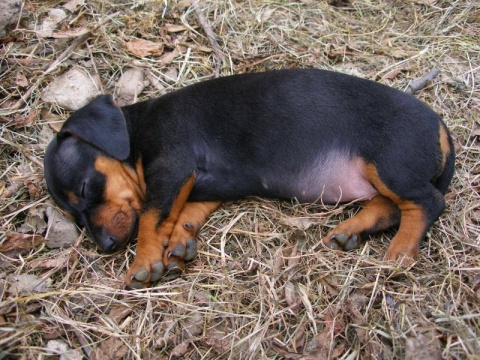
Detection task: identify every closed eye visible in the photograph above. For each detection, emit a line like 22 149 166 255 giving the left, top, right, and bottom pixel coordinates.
80 181 87 198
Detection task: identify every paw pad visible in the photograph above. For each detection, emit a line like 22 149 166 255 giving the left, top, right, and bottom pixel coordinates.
325 233 360 251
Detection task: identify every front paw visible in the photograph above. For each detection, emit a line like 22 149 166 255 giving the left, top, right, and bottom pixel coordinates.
125 257 165 289
323 231 361 251
163 222 199 280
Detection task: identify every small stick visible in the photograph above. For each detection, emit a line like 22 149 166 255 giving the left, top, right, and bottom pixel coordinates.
86 41 104 93
405 68 440 94
192 1 224 78
0 135 44 168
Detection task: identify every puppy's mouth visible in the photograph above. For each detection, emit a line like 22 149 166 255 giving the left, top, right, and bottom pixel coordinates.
89 211 139 254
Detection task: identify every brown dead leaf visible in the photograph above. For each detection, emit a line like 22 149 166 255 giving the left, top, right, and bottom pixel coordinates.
115 67 146 105
36 8 67 37
164 24 190 33
92 337 129 360
45 206 80 249
272 343 303 360
13 109 38 128
50 27 90 39
108 304 133 325
0 232 45 254
285 282 301 309
382 68 403 80
405 332 442 360
46 340 82 360
63 0 85 12
303 305 346 358
409 0 436 5
200 330 232 355
281 217 316 230
183 311 204 337
124 38 164 57
324 307 345 337
157 48 181 67
171 339 193 358
42 109 64 133
19 206 47 234
29 250 74 269
7 273 52 295
15 73 28 87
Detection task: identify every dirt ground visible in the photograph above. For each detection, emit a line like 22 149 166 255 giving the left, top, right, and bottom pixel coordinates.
0 0 479 359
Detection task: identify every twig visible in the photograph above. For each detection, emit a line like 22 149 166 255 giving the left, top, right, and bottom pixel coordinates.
192 1 224 78
405 69 440 94
0 135 44 168
3 12 120 112
86 41 104 93
235 54 286 73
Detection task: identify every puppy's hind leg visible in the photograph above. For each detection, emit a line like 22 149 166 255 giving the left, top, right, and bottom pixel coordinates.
323 195 401 251
365 164 446 264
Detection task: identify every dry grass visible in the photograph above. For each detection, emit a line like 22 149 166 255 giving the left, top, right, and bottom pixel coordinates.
1 0 479 358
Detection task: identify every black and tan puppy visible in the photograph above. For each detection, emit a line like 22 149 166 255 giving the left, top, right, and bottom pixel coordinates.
44 69 455 288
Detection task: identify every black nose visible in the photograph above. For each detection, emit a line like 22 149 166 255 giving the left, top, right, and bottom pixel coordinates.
100 235 118 253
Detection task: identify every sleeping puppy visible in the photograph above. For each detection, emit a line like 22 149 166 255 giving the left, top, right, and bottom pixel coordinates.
43 69 455 288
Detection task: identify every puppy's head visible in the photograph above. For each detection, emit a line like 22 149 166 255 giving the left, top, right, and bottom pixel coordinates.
44 95 145 253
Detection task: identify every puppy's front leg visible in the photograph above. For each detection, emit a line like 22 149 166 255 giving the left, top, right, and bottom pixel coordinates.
125 174 196 289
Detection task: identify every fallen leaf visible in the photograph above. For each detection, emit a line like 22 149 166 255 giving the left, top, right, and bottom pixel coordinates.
164 24 190 32
15 73 28 87
171 339 191 358
285 281 301 309
115 67 146 105
162 66 178 84
0 232 45 254
124 38 164 57
46 340 82 360
45 206 79 249
29 250 73 269
157 48 181 67
324 307 345 337
382 68 403 80
92 337 129 360
108 304 133 325
409 0 436 5
405 332 442 360
41 110 64 133
281 217 316 230
182 311 203 337
200 331 232 356
63 0 85 12
303 304 346 358
41 67 101 110
13 109 38 128
146 70 165 92
49 27 90 39
256 8 275 23
154 316 177 348
7 274 52 296
36 8 67 37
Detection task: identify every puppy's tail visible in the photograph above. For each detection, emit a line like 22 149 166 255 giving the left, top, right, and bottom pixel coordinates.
433 121 455 195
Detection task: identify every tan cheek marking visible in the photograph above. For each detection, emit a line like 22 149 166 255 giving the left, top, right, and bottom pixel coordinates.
67 191 78 205
93 156 145 240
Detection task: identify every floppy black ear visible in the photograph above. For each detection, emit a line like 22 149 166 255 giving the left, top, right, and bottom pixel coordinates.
59 95 130 160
